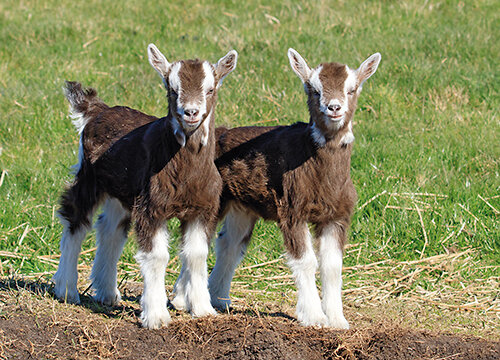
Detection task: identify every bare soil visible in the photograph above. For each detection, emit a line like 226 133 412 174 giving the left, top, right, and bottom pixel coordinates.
0 279 498 360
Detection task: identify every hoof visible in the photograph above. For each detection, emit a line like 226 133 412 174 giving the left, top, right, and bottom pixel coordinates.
170 294 187 311
140 308 171 329
54 286 81 304
93 288 121 306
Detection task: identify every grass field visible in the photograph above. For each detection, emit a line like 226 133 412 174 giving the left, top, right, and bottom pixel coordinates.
0 0 498 338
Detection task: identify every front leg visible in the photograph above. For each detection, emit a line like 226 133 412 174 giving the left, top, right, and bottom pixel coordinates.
135 224 171 329
317 223 349 329
178 219 216 317
282 222 328 327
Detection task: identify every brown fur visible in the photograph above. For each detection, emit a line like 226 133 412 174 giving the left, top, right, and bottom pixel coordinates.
215 122 357 258
60 63 222 253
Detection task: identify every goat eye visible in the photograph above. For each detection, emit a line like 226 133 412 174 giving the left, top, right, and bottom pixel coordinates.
347 89 356 95
207 88 214 95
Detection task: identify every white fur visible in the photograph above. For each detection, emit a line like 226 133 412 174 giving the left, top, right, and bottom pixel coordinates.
310 123 326 147
135 226 171 329
91 198 129 306
340 121 355 146
357 53 382 87
53 217 91 304
316 67 355 131
215 50 238 88
176 220 216 317
345 66 357 96
208 205 256 310
308 66 323 94
171 117 186 147
171 261 188 310
172 61 207 130
287 48 312 83
200 109 212 146
68 108 88 135
169 62 182 95
318 224 349 329
287 224 328 327
202 61 216 93
148 43 171 78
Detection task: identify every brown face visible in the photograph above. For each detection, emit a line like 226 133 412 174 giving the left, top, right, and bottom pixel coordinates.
148 44 238 142
307 62 358 131
288 48 381 144
165 60 217 134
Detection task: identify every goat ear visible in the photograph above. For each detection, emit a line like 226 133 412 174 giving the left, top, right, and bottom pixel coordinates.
214 50 238 87
288 48 311 83
356 53 381 86
148 43 171 78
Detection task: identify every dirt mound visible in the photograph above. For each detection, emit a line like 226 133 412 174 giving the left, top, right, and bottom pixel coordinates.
0 279 498 359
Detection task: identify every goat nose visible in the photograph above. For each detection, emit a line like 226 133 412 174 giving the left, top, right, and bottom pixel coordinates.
328 104 341 112
185 109 199 117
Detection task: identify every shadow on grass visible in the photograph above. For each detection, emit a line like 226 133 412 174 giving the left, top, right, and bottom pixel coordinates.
0 277 141 321
0 277 296 323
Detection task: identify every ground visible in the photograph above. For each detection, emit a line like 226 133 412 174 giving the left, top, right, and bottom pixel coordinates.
0 279 498 360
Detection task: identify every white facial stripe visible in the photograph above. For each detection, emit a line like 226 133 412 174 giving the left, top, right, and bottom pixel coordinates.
202 62 215 93
309 65 323 94
318 66 356 130
344 66 357 95
169 62 182 93
189 61 213 121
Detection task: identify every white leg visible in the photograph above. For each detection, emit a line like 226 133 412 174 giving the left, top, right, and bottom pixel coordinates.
287 224 328 327
319 224 349 329
135 226 171 329
208 207 255 310
178 219 216 317
91 198 130 306
171 263 188 311
53 217 90 304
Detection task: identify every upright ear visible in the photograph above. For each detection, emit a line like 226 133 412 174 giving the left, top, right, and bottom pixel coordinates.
214 50 238 87
357 53 381 86
148 43 171 78
287 48 311 83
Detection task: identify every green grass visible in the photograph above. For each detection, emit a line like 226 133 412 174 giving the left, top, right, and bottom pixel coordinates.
0 0 498 317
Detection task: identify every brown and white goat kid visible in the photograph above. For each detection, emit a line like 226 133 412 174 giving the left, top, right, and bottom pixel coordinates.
52 44 238 329
207 49 381 328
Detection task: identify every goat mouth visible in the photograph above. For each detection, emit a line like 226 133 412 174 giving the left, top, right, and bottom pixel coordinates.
183 118 200 126
327 114 344 121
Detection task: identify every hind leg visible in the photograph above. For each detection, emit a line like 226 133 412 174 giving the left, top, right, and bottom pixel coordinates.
53 220 91 304
317 223 349 329
53 187 97 304
171 261 188 311
208 206 256 311
283 222 328 327
91 198 130 306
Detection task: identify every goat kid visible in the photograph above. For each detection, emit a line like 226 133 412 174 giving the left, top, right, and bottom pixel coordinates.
207 49 381 329
52 44 238 329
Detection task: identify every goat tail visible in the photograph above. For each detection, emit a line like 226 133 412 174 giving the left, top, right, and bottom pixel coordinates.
59 157 101 232
63 81 101 134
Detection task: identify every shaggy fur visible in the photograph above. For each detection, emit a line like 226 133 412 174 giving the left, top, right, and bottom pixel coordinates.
208 49 381 329
52 44 238 329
